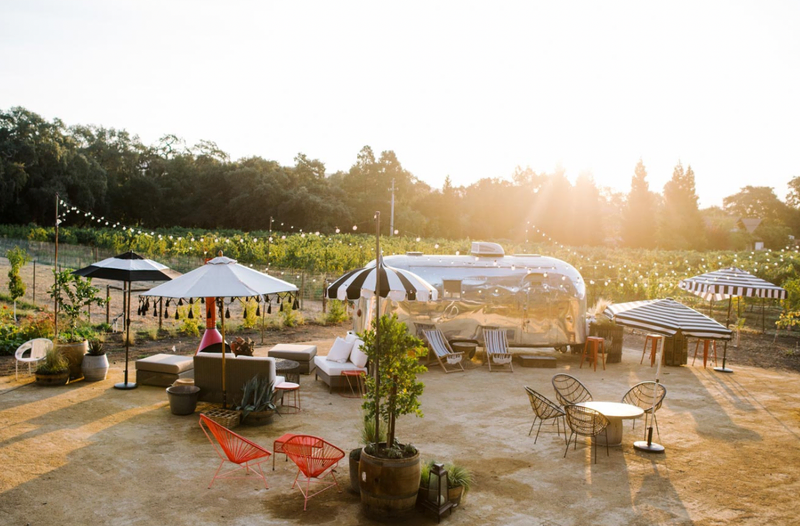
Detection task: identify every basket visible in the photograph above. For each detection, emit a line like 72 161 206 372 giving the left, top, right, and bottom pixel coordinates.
202 408 241 429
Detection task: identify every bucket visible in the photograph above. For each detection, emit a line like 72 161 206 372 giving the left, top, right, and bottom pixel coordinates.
166 385 201 415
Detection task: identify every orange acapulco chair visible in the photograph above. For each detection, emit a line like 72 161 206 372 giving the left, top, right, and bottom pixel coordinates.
283 434 345 510
199 414 272 489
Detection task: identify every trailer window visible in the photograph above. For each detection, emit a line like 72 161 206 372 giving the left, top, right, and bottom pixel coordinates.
443 280 462 299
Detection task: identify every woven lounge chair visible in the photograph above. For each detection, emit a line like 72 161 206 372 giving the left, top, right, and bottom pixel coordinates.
422 329 465 373
552 373 593 407
199 414 271 489
622 381 667 440
524 386 567 444
564 404 610 463
483 329 513 372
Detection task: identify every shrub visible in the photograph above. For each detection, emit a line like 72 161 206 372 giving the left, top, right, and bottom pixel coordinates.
177 304 202 337
281 307 304 328
325 299 349 324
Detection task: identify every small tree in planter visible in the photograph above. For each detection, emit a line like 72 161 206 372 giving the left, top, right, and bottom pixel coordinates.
48 270 107 378
358 314 427 519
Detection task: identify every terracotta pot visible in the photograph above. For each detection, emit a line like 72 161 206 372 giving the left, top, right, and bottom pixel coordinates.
56 341 88 379
166 385 201 415
35 371 69 386
448 485 465 507
82 354 109 382
359 446 420 520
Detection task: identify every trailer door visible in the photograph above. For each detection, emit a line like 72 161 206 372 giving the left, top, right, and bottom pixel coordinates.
522 274 555 343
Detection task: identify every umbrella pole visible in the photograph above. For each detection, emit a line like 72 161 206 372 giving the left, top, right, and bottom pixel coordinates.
115 280 137 389
635 335 665 453
374 211 381 449
715 297 735 373
221 298 227 409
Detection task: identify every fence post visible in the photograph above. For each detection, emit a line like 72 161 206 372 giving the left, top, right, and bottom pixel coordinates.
300 273 305 310
32 260 36 304
106 285 111 325
322 278 327 314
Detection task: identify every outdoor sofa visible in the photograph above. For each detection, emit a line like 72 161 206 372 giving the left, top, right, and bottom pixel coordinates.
194 352 284 404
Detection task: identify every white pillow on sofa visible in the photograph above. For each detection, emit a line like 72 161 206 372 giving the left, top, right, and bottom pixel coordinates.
327 337 354 363
349 339 368 368
345 332 358 343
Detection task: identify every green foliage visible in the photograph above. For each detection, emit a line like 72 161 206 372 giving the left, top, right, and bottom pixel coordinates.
240 298 259 329
177 304 202 337
325 299 349 324
281 306 303 328
233 376 276 421
87 338 105 356
360 314 427 454
420 459 474 492
6 246 29 305
360 413 387 446
36 346 68 374
48 270 107 342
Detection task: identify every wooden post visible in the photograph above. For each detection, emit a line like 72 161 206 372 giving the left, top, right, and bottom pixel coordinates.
300 273 305 310
106 285 111 325
32 260 36 304
158 297 163 331
54 194 59 338
322 279 328 314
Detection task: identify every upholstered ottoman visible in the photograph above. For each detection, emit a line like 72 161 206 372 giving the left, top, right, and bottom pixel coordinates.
135 354 194 387
267 344 317 374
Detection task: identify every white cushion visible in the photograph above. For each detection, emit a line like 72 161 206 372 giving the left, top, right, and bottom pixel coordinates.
275 375 285 385
345 332 358 343
327 337 354 363
314 355 367 376
349 339 368 368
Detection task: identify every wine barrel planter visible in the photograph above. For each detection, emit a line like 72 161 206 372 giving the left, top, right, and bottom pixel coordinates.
359 447 420 520
349 449 362 494
82 354 109 382
56 341 89 379
35 371 70 386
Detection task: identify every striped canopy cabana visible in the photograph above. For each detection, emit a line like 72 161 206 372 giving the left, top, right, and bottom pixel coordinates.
604 298 732 340
679 267 786 300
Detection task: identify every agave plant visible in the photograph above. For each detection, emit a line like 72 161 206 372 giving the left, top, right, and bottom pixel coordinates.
234 375 276 421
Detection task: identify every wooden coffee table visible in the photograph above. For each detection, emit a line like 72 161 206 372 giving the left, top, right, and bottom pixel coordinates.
576 401 644 446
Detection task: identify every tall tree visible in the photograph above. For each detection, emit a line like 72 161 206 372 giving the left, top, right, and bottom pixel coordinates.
621 159 657 248
571 171 603 246
661 162 706 249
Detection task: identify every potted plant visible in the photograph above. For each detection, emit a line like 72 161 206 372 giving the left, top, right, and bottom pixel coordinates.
233 375 276 426
82 338 109 382
358 314 427 520
49 270 108 378
35 345 70 386
419 460 473 507
349 415 387 494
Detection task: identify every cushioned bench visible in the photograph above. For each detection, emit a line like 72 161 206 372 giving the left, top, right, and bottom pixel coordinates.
194 353 284 404
135 354 194 387
267 344 317 374
314 335 368 393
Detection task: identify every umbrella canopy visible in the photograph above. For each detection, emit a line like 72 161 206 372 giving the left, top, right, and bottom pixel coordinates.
141 256 298 299
326 262 438 302
73 251 179 390
679 267 786 300
73 251 180 282
604 298 732 340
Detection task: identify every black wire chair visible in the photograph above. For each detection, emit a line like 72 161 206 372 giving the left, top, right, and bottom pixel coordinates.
622 381 667 440
524 387 567 444
552 374 593 407
564 404 610 463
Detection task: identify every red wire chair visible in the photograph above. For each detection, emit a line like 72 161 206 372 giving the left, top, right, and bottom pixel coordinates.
283 434 345 510
199 414 272 489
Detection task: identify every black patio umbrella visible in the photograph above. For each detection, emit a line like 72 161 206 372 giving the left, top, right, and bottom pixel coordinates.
679 267 786 372
604 298 732 452
74 252 180 390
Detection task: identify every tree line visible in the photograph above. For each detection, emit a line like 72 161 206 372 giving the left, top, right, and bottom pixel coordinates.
2 106 799 250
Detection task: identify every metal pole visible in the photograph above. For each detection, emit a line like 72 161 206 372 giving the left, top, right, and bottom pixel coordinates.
158 297 163 331
220 297 228 409
115 281 137 389
634 335 665 453
374 211 381 447
106 285 111 325
715 297 735 373
390 178 395 236
54 194 59 338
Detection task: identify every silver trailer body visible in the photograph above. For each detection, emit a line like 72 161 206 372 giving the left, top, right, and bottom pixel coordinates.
354 243 587 348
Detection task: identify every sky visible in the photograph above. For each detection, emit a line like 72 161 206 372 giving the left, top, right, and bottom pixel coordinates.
2 1 799 208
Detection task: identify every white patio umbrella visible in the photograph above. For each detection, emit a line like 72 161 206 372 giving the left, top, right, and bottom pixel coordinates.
679 267 786 372
142 255 298 407
74 251 180 390
325 212 438 444
604 298 732 453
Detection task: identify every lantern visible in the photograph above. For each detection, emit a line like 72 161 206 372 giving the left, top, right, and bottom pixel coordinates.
423 463 453 522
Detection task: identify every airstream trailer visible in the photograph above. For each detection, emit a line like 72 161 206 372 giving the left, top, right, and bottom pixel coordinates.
352 242 587 351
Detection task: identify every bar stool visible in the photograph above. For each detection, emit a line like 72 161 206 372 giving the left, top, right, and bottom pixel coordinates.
275 381 301 414
692 338 718 368
641 334 662 367
580 336 606 371
341 370 366 398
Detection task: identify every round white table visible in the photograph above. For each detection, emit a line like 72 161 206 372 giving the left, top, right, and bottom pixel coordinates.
576 401 644 446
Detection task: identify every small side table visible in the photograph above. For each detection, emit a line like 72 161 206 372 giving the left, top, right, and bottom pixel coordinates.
275 381 300 413
341 370 366 398
273 433 297 470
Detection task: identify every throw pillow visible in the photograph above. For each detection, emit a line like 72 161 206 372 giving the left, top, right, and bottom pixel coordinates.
349 339 368 368
327 337 354 363
344 332 357 343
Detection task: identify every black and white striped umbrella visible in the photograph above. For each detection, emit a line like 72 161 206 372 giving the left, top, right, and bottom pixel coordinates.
604 298 732 340
679 267 786 300
326 263 438 302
